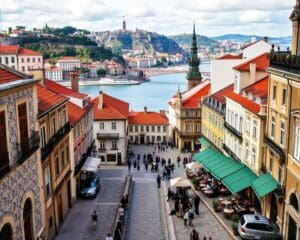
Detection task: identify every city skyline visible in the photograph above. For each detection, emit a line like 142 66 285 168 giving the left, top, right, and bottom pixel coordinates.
1 0 295 37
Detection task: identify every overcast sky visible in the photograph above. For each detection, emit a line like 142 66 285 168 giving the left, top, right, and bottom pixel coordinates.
1 0 296 37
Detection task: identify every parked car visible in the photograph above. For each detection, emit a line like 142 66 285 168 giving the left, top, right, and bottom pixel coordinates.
238 214 281 240
81 175 100 198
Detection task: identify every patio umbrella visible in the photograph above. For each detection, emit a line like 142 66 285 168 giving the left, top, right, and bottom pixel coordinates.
171 178 191 188
186 162 202 170
170 177 183 187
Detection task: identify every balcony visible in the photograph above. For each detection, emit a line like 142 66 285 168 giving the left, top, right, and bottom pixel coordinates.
13 131 40 164
41 122 70 161
202 97 226 116
98 148 106 153
269 48 300 74
224 122 243 140
97 133 119 139
174 127 200 137
264 135 285 164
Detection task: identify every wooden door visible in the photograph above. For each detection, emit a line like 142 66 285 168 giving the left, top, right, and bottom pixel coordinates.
18 103 29 152
24 215 33 240
57 195 63 224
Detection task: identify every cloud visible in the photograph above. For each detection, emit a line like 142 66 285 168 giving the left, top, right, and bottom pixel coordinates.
0 0 296 37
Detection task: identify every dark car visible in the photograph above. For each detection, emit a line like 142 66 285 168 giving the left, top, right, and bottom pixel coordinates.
81 175 100 198
238 214 281 240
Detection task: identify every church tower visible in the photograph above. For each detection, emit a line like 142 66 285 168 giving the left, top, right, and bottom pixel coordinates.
122 16 126 31
186 24 202 90
290 0 300 55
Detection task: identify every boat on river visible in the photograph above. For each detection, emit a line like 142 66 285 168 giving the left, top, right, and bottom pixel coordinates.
98 77 140 85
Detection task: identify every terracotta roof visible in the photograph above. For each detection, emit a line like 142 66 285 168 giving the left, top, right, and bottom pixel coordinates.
243 76 269 100
37 84 68 116
226 91 260 114
0 45 19 54
0 64 30 84
128 111 168 125
45 79 87 99
92 93 129 120
68 102 92 127
216 54 242 60
58 56 79 61
209 84 234 104
18 48 41 56
182 83 211 108
233 52 269 71
240 39 267 50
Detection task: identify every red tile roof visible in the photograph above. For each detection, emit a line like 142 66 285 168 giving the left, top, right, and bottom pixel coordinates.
182 83 211 108
128 111 168 125
45 79 87 99
0 67 23 83
68 102 92 127
216 54 242 60
243 76 269 100
92 93 129 120
209 84 234 104
18 48 41 56
0 45 19 54
233 52 269 71
226 91 260 114
37 84 68 115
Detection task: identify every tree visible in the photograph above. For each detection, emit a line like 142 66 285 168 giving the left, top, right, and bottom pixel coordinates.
81 67 90 73
97 68 107 76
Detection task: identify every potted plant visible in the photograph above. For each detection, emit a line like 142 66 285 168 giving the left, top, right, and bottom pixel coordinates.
212 200 219 212
231 214 240 223
231 222 239 236
192 178 199 186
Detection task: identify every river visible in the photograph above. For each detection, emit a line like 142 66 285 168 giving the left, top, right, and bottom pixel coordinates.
79 62 210 111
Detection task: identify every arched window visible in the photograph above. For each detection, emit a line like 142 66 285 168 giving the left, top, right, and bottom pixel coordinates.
23 198 33 240
290 193 299 211
0 223 13 240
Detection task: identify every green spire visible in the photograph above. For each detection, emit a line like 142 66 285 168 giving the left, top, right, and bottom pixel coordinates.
186 23 202 80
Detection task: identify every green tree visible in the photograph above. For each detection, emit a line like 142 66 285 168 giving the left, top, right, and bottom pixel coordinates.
97 68 107 76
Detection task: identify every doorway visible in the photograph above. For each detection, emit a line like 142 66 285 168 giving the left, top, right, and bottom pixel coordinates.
140 135 145 144
270 194 277 223
23 199 33 240
287 215 297 240
57 195 63 225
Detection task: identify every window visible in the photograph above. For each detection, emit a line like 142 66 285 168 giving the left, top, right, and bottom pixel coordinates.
245 142 250 161
251 147 256 165
21 58 24 63
111 122 116 130
239 116 243 132
271 116 275 138
294 126 300 161
52 117 56 135
280 121 285 146
38 58 41 62
44 166 51 198
41 125 46 148
32 58 35 63
5 57 8 64
151 126 155 132
186 111 189 117
272 85 277 100
278 166 282 183
22 66 25 72
61 148 65 167
235 114 238 128
100 122 104 130
146 126 149 132
157 126 161 132
231 111 234 125
269 153 273 172
135 126 138 132
27 57 30 63
55 153 60 176
129 126 133 132
282 88 287 105
0 110 8 170
112 140 117 150
246 117 250 133
141 126 144 132
252 120 257 138
62 109 66 125
11 57 15 63
100 140 105 149
65 145 69 163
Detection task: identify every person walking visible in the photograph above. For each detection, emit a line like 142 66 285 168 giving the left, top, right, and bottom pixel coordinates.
194 195 200 215
137 162 140 171
118 204 125 225
91 210 98 230
127 159 131 171
156 174 161 188
177 156 181 167
167 187 172 201
183 209 189 226
105 233 113 240
190 228 199 240
188 207 194 227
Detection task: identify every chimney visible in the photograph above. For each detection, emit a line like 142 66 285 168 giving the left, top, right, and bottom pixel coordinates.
98 91 103 110
160 110 166 116
263 36 268 43
144 106 147 113
70 70 79 92
29 68 45 85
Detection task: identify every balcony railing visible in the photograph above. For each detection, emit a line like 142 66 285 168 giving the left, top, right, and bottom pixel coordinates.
202 98 226 116
269 47 300 73
41 122 70 161
264 135 285 164
224 122 243 140
97 133 119 139
12 131 40 164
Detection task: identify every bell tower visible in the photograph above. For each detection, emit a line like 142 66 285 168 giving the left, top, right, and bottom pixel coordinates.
290 0 300 55
122 16 126 31
186 23 202 90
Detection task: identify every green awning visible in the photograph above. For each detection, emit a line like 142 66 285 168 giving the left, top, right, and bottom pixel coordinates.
198 137 210 148
251 173 278 198
222 166 258 193
193 148 217 162
212 159 245 180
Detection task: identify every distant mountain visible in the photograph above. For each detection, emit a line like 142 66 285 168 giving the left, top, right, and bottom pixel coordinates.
169 34 218 48
94 30 186 55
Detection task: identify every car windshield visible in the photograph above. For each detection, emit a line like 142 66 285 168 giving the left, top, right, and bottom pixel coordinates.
83 178 97 188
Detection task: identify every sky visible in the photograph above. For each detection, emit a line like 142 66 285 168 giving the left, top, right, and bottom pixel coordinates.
0 0 296 37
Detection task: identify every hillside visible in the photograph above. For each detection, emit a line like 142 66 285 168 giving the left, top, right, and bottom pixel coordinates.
169 34 218 48
94 30 186 55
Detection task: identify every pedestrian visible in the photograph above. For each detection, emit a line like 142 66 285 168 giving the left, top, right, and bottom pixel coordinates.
194 195 200 215
156 174 161 188
190 228 199 240
137 162 140 171
133 160 137 168
183 209 189 226
91 210 98 230
168 158 171 165
105 232 113 240
127 159 131 171
167 187 172 201
114 228 121 240
188 207 194 226
208 237 212 240
202 237 207 240
118 204 125 225
177 156 181 167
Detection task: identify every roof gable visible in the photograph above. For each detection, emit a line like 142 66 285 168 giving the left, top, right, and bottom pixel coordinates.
233 52 269 71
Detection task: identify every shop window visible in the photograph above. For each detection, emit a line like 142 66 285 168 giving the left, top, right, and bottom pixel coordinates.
290 193 299 211
294 126 300 161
